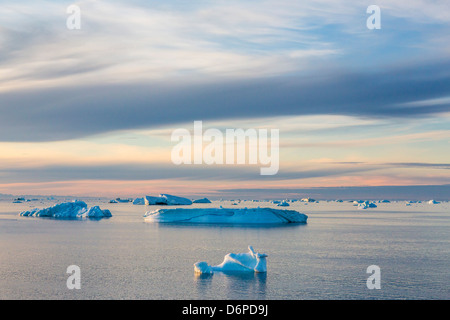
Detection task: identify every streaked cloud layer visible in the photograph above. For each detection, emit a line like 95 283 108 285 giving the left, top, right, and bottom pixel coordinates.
0 0 449 197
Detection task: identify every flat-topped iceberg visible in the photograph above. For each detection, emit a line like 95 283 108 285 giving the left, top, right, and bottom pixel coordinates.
20 201 112 219
277 201 290 207
144 207 307 224
194 246 267 274
144 194 192 206
193 198 212 204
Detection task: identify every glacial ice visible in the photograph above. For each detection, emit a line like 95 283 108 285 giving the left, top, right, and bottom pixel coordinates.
194 246 267 274
357 201 377 209
193 198 212 204
144 207 308 224
19 201 112 219
133 198 145 205
144 194 192 206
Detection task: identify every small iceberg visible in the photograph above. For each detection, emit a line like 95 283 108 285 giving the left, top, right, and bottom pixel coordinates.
194 246 267 274
277 201 290 207
358 201 377 209
109 199 118 203
144 194 192 206
193 198 212 204
428 200 440 204
144 207 307 224
20 201 112 219
133 198 145 205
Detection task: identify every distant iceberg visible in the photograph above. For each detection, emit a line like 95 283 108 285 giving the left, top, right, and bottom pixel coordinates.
133 198 145 205
277 201 289 207
358 201 377 209
144 194 192 206
20 201 112 219
428 200 440 204
144 207 307 224
193 198 212 204
194 246 267 274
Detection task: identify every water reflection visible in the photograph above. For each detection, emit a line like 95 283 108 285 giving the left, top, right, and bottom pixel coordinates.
154 222 306 230
194 271 267 299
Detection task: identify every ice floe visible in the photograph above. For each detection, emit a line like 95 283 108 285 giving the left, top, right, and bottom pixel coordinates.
194 246 267 274
20 201 112 219
144 207 307 224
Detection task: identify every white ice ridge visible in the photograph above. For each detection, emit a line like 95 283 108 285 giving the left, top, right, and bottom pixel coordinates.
194 246 268 274
144 194 192 205
20 200 112 219
144 207 308 224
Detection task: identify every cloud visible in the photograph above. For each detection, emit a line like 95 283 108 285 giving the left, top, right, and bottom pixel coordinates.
0 162 378 183
0 0 449 143
1 58 450 142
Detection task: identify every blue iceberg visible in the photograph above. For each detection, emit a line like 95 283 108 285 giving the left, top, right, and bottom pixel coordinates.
144 207 307 224
194 246 267 274
20 201 112 219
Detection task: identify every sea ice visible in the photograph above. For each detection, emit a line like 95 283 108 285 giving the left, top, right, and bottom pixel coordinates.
144 207 308 224
19 200 112 219
194 246 267 274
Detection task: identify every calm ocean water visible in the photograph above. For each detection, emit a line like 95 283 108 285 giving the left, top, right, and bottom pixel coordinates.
0 199 448 299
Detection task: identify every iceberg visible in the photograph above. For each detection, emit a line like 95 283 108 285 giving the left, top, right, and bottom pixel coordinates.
144 194 192 206
133 198 145 205
194 246 267 274
358 201 377 209
144 207 308 224
277 201 289 207
20 201 112 219
193 198 212 204
428 200 440 204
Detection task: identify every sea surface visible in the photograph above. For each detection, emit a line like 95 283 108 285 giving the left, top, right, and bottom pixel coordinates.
0 199 448 300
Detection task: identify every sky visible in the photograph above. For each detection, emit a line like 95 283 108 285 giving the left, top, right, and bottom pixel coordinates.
0 0 449 199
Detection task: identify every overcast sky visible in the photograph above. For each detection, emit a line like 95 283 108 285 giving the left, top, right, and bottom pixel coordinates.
0 0 449 198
